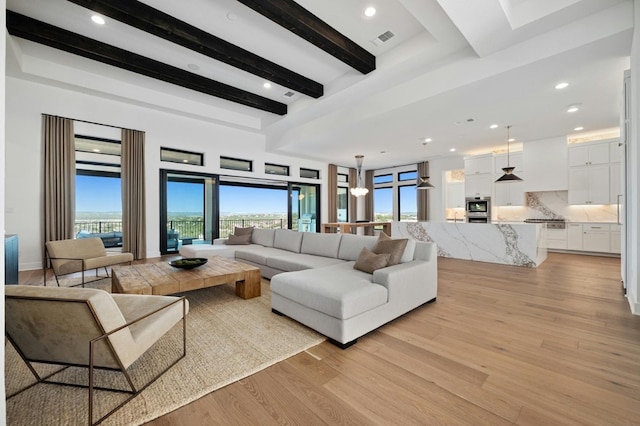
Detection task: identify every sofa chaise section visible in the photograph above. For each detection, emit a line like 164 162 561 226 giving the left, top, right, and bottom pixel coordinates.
270 241 438 348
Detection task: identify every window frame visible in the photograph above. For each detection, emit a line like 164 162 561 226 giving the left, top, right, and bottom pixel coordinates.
161 147 204 166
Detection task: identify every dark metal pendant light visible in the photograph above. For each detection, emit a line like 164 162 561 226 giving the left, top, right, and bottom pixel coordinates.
496 125 523 183
417 142 435 189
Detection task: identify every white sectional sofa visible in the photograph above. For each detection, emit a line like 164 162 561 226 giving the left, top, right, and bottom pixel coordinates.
179 228 438 347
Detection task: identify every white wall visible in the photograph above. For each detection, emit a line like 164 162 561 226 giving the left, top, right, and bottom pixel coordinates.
1 0 8 417
427 156 465 221
5 77 328 270
627 0 640 313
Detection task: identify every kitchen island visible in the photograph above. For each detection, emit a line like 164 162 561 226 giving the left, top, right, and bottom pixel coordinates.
393 221 547 268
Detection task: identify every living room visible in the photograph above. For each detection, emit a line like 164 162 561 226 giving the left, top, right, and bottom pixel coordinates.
3 0 640 424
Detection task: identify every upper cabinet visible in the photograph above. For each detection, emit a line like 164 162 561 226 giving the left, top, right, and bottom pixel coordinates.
568 141 610 166
464 154 493 197
494 152 523 174
494 153 525 206
568 140 618 205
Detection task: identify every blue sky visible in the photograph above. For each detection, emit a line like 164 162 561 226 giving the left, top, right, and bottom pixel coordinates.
76 176 407 214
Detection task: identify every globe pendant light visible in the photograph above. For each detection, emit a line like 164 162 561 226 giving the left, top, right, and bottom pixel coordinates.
350 155 369 197
496 125 523 183
417 142 434 189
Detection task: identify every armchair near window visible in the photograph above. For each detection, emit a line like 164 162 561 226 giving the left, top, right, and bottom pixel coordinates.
5 285 188 425
45 237 134 286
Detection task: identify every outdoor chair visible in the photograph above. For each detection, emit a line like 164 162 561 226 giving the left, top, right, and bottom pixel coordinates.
5 285 188 425
45 237 134 286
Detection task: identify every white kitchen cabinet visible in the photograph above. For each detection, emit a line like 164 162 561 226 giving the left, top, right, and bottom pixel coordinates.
610 224 621 254
464 155 493 197
464 173 492 197
610 162 621 205
494 174 525 206
610 140 621 163
582 224 610 252
568 141 610 166
568 164 610 205
567 223 583 250
465 155 493 175
446 181 465 209
494 152 523 173
546 227 568 250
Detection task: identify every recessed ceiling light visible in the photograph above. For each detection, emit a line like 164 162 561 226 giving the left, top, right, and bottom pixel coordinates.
450 148 456 152
364 7 377 17
567 105 579 113
490 124 498 129
574 126 584 131
555 82 569 89
263 82 272 89
182 159 189 163
226 13 238 21
187 63 200 71
92 148 100 153
424 138 432 142
91 15 105 25
508 138 515 142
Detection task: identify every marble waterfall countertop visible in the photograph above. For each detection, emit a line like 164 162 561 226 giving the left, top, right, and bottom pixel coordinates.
393 221 547 268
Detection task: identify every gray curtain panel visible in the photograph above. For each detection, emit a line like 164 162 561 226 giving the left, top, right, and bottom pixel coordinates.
327 164 338 224
348 167 358 223
121 128 147 259
43 114 75 261
417 161 429 221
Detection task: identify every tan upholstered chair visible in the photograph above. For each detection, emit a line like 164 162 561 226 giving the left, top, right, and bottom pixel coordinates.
45 237 134 286
5 285 188 425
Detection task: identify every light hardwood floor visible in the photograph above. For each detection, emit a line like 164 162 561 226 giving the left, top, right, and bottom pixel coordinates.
20 252 640 425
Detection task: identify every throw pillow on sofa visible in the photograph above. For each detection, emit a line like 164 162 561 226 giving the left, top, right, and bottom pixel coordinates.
234 226 254 236
373 232 408 266
353 247 391 274
226 234 252 245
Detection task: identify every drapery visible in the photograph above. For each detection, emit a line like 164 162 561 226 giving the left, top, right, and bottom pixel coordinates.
417 161 429 221
121 129 147 259
327 164 338 224
348 167 358 223
43 115 75 265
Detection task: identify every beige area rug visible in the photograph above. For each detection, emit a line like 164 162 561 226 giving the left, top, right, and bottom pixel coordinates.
5 279 325 425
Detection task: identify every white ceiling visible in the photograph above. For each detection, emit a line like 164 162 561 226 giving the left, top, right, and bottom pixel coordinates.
5 0 634 170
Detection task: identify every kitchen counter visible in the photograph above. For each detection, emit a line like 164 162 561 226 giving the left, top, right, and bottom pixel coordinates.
393 221 546 268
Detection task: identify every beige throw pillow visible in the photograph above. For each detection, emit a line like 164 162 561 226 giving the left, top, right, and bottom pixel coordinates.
234 226 254 236
373 232 408 266
226 234 251 245
354 247 391 274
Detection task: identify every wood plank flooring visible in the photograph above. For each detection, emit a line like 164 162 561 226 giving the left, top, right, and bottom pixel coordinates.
19 253 640 425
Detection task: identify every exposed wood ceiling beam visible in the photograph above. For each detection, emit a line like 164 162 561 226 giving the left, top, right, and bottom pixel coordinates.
236 0 376 74
66 0 323 99
6 11 287 116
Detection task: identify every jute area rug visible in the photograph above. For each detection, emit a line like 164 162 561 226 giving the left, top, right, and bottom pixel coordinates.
5 277 325 425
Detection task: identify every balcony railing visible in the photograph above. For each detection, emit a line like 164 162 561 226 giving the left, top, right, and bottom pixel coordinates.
75 218 287 241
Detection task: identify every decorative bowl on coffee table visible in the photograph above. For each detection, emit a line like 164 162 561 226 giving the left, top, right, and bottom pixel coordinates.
169 258 208 269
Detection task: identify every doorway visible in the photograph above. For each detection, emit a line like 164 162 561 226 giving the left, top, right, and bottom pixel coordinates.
160 170 218 254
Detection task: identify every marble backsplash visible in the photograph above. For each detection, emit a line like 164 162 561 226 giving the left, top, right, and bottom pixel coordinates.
495 191 619 223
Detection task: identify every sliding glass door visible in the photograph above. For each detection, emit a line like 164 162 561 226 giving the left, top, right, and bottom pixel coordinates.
160 170 218 254
290 183 319 232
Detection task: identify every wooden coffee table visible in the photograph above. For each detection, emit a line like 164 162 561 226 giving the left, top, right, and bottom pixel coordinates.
111 256 261 299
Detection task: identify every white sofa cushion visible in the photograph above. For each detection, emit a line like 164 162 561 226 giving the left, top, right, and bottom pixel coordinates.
401 238 416 263
235 246 289 264
274 229 303 253
337 234 379 261
271 263 388 320
266 253 345 272
178 244 237 259
300 232 342 258
251 228 275 247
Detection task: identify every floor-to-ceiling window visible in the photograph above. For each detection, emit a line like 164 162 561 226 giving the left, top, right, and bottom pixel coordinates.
160 170 217 254
373 166 419 222
75 135 123 246
337 172 349 222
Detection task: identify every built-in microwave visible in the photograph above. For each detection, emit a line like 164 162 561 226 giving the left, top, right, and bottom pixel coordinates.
466 198 490 213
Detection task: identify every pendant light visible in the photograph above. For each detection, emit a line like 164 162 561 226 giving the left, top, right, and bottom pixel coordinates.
417 142 435 189
495 125 523 183
350 155 369 197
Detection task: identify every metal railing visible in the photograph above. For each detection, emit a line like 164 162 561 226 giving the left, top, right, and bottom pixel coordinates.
75 221 122 235
76 217 288 242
